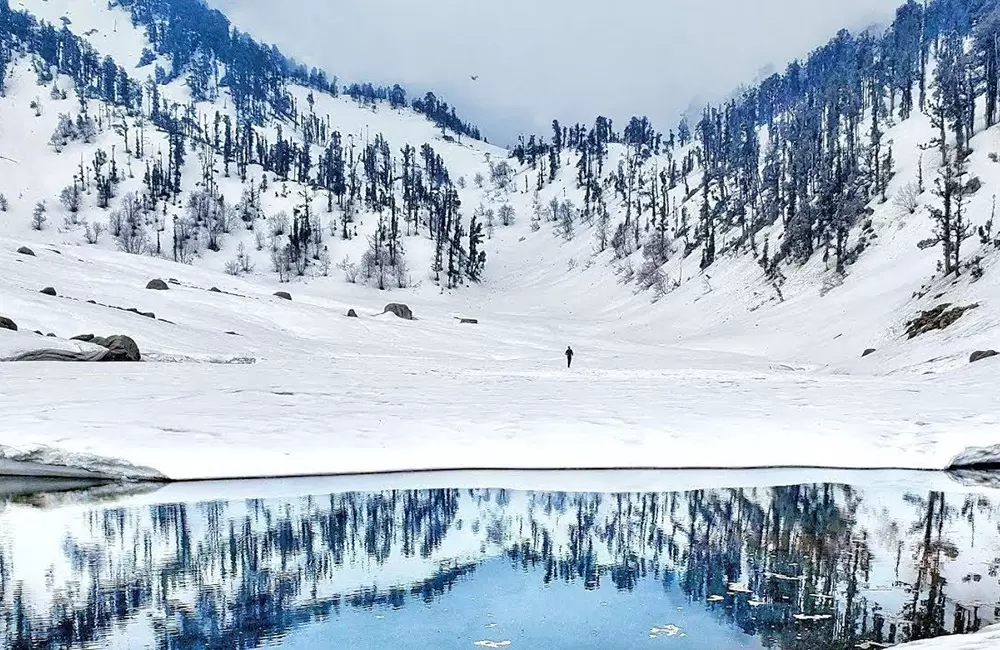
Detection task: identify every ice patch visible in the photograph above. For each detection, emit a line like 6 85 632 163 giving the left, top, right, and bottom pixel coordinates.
948 444 1000 469
0 445 167 481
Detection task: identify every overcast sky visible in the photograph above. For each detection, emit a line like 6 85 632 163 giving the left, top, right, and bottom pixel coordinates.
210 0 903 145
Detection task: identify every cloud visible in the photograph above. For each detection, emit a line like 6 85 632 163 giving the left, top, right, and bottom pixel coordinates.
209 0 904 144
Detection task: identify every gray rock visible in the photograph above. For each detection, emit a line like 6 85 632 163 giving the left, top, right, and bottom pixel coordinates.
40 287 56 296
460 318 479 324
46 333 56 337
70 334 142 361
125 307 156 319
862 348 876 357
274 291 292 301
383 303 414 320
93 335 141 361
347 309 358 318
209 287 222 293
970 350 998 364
7 348 110 362
16 246 35 257
0 316 16 332
146 279 169 290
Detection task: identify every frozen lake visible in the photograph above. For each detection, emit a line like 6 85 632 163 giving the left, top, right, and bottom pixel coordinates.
2 470 1000 649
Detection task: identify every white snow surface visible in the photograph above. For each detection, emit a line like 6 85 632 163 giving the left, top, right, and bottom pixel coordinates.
1 0 1000 479
1 236 999 480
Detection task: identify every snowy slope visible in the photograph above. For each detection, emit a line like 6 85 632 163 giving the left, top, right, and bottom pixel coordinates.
2 234 999 479
1 0 1000 480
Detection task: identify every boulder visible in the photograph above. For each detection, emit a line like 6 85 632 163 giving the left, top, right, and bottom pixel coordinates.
40 287 56 296
862 348 876 357
209 287 222 293
0 316 16 332
72 334 141 361
146 279 169 290
94 335 141 361
16 246 35 257
274 291 292 301
383 303 414 320
970 350 998 364
347 309 358 318
460 318 479 324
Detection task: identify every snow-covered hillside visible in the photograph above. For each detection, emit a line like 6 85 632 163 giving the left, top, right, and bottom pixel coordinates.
1 0 1000 480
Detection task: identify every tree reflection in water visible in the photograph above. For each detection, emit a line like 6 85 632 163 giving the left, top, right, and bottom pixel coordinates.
1 482 999 649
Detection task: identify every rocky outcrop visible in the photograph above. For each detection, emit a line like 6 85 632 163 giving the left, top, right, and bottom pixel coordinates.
862 348 876 357
383 303 414 320
274 291 292 300
904 303 979 339
0 316 16 332
16 246 35 256
970 350 998 364
40 287 56 296
347 309 358 318
146 279 169 290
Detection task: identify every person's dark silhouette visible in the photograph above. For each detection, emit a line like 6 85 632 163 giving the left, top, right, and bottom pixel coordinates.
565 346 574 368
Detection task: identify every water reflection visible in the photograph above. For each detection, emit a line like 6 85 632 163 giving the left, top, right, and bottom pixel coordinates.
1 475 999 649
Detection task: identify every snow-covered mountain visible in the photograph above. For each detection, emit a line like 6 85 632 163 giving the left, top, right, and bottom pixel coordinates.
1 0 1000 479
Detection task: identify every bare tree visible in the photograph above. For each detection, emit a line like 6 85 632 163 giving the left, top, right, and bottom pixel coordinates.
893 180 921 217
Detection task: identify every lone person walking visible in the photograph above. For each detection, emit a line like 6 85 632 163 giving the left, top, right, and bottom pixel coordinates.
565 346 574 369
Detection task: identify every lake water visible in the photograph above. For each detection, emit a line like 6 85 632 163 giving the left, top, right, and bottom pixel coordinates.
1 471 999 649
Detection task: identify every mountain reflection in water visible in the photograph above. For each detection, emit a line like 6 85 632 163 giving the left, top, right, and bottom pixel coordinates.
1 474 999 649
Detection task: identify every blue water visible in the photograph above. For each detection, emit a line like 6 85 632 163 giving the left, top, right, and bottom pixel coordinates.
1 475 998 649
283 559 762 649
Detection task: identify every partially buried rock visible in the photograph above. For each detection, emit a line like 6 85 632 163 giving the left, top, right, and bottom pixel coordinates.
40 287 56 296
347 309 358 318
383 303 413 320
209 287 222 293
862 348 876 357
970 350 998 364
460 318 478 324
126 307 155 319
146 279 169 290
0 316 17 331
17 246 35 257
274 291 292 301
73 334 141 361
